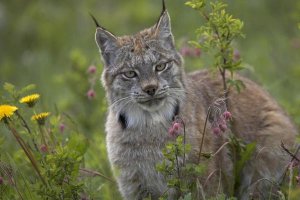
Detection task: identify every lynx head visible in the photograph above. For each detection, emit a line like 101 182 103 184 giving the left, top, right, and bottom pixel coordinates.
94 1 186 128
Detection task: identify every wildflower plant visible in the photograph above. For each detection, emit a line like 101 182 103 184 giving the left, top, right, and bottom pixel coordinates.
19 93 40 107
0 83 110 199
186 0 245 94
157 116 206 199
0 105 18 121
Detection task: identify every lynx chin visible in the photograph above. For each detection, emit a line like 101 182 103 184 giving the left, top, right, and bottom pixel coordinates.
93 2 298 200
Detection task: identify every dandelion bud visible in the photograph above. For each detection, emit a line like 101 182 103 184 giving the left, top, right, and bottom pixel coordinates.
87 65 97 74
212 127 221 135
0 176 3 185
223 111 232 120
40 144 48 153
87 89 96 100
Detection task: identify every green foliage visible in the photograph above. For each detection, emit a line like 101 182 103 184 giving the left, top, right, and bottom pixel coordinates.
37 135 88 199
0 80 117 199
185 0 242 104
227 135 256 195
157 135 206 199
186 0 245 91
0 0 299 199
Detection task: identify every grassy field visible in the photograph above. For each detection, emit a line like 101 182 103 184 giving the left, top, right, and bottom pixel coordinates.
0 0 299 199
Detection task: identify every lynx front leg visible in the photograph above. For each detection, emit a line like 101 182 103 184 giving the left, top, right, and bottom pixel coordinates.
117 167 168 200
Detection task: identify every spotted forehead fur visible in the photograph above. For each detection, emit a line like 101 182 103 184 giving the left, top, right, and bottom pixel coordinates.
117 27 156 51
110 27 176 71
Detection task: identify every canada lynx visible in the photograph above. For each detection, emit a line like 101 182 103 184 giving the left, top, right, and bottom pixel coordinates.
93 2 298 200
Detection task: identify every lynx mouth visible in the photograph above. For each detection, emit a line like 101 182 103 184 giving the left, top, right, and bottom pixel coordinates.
137 96 165 106
136 95 167 111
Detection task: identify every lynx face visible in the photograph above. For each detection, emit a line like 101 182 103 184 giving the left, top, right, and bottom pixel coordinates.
96 11 185 128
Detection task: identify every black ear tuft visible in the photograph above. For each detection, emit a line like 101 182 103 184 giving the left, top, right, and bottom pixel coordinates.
162 0 166 13
156 0 167 27
89 13 100 28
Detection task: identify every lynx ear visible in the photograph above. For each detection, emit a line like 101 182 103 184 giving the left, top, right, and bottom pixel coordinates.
95 28 119 67
155 2 175 49
91 14 119 66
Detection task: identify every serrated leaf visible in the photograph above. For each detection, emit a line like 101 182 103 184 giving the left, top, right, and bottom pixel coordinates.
236 142 256 178
3 82 15 94
20 84 36 94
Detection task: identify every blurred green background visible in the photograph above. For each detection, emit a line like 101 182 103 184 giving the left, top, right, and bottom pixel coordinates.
0 0 299 199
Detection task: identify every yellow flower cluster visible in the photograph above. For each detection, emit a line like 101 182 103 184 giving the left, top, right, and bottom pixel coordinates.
19 94 40 107
0 105 18 121
31 112 50 125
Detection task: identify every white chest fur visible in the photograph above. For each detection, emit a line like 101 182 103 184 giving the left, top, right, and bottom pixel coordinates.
105 106 175 199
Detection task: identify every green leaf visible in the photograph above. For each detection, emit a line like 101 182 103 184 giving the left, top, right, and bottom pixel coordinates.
3 82 15 94
185 0 206 9
182 193 192 200
236 142 256 178
20 84 36 94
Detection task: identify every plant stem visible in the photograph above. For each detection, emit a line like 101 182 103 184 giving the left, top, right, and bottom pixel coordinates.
198 107 212 163
16 111 39 152
175 144 181 196
38 125 48 147
4 119 47 186
79 168 116 183
181 118 186 166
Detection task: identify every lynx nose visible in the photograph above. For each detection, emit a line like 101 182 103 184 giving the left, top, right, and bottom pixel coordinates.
143 85 158 96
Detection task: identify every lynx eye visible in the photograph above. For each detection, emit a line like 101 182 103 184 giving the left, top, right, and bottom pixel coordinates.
155 63 167 72
123 71 137 78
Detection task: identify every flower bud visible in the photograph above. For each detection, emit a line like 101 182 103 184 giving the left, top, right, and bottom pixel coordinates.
168 122 182 137
223 111 232 120
59 123 65 133
40 144 48 153
212 127 221 135
87 89 96 100
193 48 201 57
87 65 97 74
180 47 191 57
219 123 227 132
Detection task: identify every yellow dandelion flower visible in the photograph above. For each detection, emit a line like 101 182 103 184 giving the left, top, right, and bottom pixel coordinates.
19 94 40 107
31 112 50 125
0 105 18 121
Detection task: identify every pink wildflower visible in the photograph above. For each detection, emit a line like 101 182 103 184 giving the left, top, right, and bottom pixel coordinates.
59 123 65 133
168 122 182 137
219 123 227 132
180 47 191 57
192 48 201 57
40 144 48 153
212 127 221 135
87 89 96 100
223 111 232 120
87 65 97 74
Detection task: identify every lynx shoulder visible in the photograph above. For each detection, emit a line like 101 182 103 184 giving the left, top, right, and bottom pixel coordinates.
93 3 298 200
